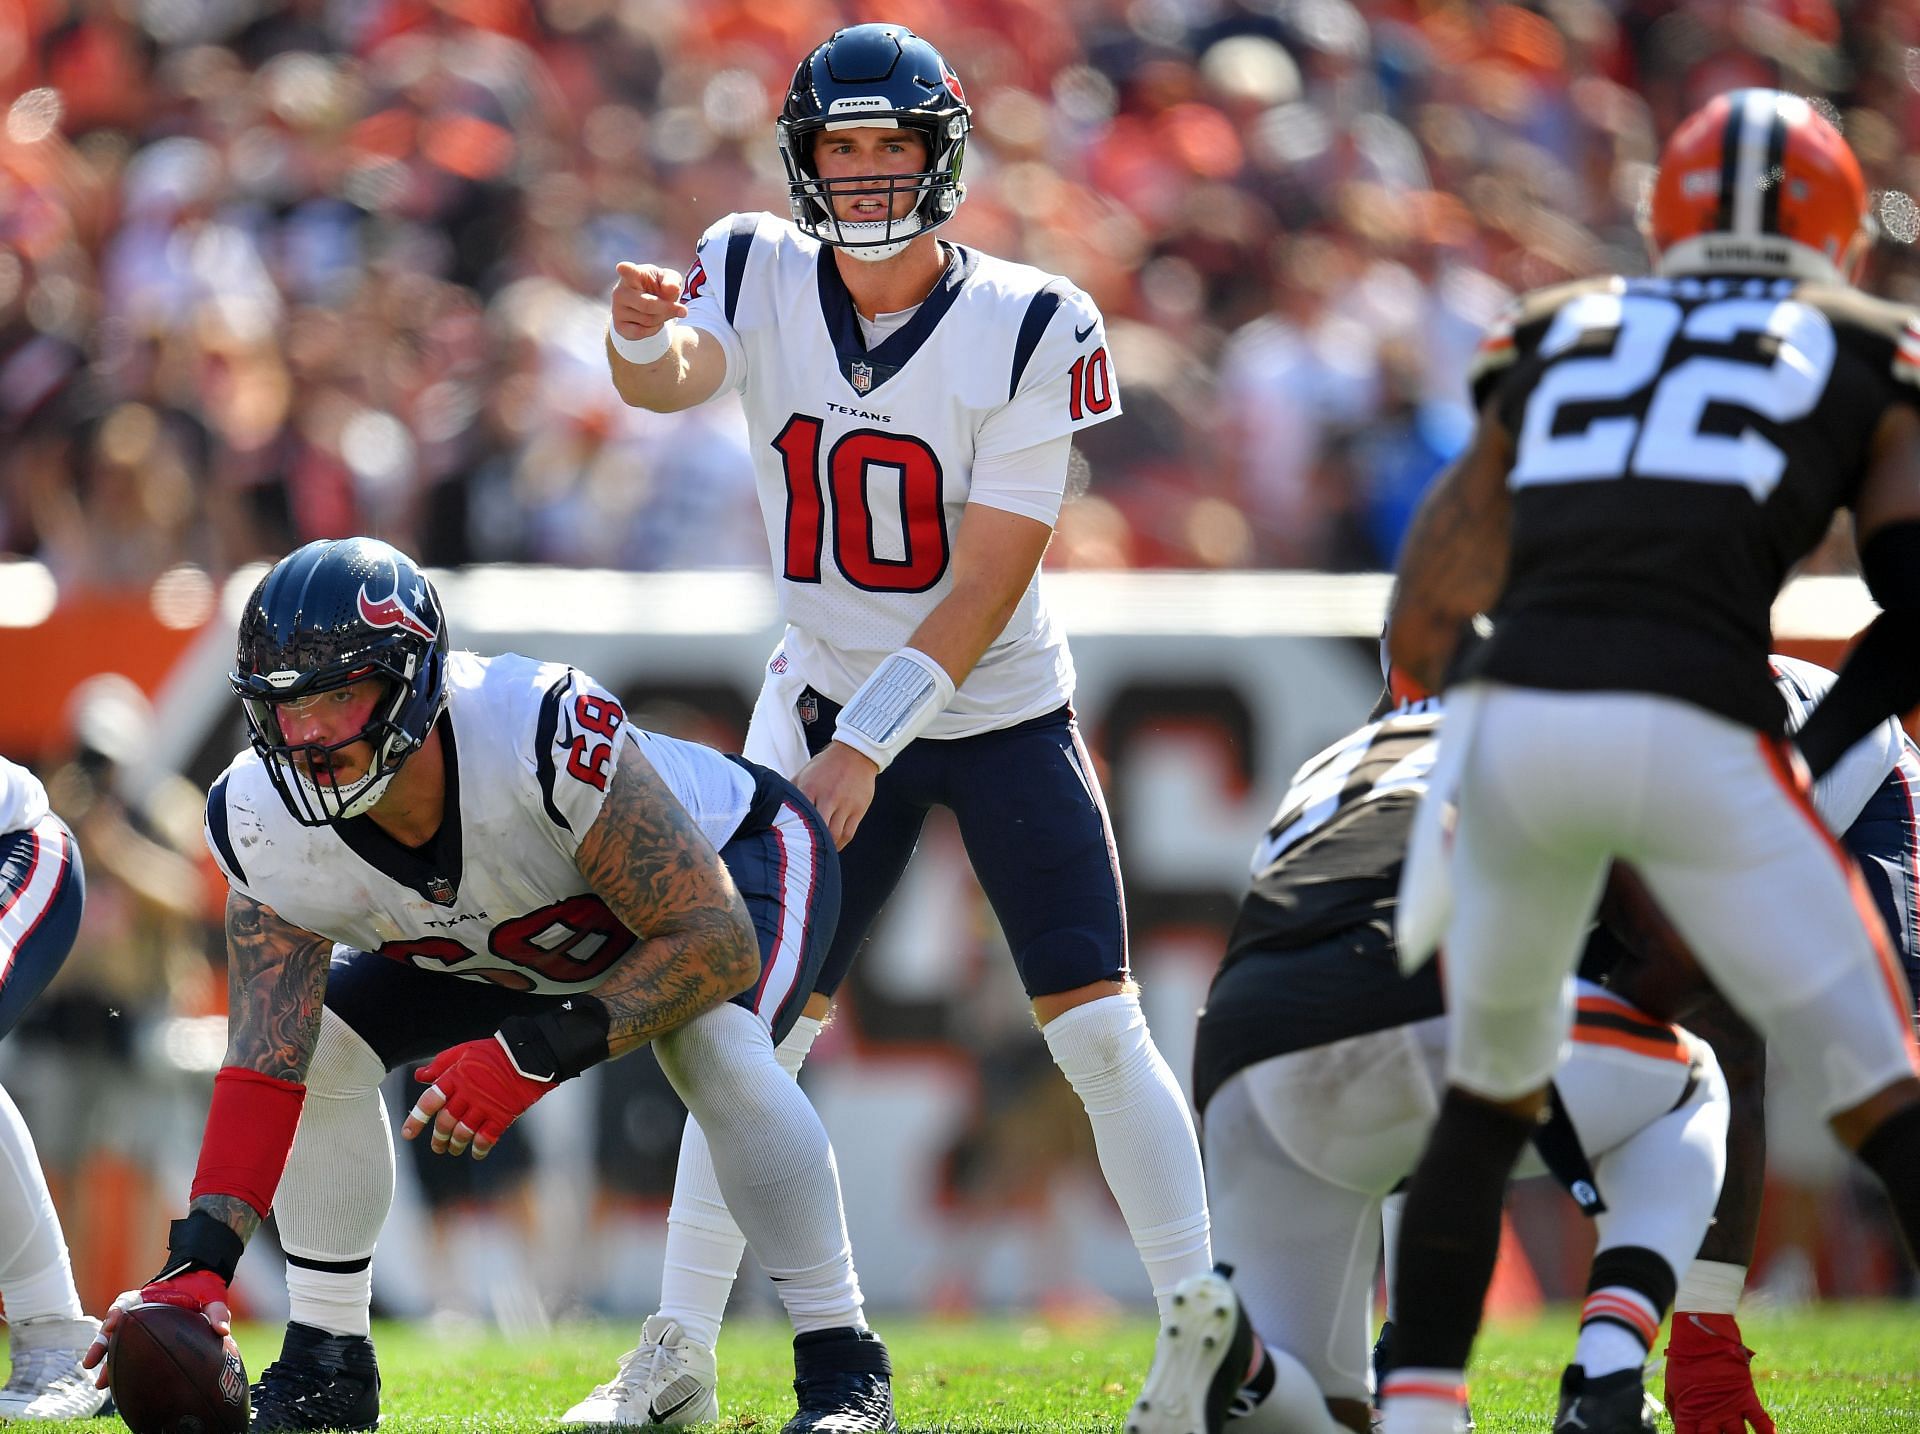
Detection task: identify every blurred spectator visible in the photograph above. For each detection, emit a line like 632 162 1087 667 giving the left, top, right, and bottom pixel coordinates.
2 0 1915 581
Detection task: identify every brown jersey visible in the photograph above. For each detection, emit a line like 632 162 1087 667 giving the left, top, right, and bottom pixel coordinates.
1458 272 1920 732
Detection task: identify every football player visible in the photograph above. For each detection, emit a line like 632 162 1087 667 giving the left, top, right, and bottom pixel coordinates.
1381 89 1920 1434
0 756 105 1419
1127 690 1729 1434
1639 655 1920 1434
81 538 896 1434
591 21 1210 1423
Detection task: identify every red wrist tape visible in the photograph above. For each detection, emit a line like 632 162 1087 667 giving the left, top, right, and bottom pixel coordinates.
189 1067 306 1218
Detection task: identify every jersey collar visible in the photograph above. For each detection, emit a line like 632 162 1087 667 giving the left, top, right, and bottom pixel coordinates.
816 241 979 397
334 709 464 907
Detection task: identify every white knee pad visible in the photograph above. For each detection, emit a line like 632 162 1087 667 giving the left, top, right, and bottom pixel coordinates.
304 1008 387 1097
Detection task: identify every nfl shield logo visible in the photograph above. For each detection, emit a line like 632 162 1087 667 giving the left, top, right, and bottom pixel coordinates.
426 875 456 907
797 694 819 725
850 361 873 394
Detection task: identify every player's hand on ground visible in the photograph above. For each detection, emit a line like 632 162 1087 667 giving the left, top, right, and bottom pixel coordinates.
405 1035 554 1159
83 1278 233 1388
611 263 688 343
1665 1312 1776 1433
798 742 879 848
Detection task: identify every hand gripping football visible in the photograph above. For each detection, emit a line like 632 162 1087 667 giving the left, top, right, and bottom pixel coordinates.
109 1303 249 1434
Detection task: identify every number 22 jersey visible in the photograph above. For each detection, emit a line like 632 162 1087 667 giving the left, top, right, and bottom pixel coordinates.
1461 272 1920 733
202 651 755 995
680 212 1123 738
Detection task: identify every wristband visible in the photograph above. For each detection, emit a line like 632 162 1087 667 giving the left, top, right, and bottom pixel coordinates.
610 321 676 366
149 1210 245 1285
189 1066 306 1218
1674 1259 1747 1316
831 647 956 771
497 997 612 1083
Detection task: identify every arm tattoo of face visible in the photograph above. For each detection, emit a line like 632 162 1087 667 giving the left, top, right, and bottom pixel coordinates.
188 1192 262 1247
575 742 760 1052
223 890 332 1083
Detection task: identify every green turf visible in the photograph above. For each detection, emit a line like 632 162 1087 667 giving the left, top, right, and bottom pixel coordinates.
67 1306 1920 1432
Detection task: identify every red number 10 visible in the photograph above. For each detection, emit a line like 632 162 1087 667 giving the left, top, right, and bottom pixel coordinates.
772 415 951 593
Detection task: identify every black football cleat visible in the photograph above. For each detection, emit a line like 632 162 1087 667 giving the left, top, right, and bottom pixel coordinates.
249 1322 380 1432
1553 1364 1658 1434
780 1326 898 1434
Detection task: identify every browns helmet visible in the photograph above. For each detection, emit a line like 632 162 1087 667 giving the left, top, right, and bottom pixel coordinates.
1648 88 1870 284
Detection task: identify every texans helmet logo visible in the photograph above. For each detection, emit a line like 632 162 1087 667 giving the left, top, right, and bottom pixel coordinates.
357 575 437 641
942 67 965 103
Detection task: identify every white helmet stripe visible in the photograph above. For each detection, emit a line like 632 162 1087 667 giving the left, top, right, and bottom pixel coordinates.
1731 89 1784 237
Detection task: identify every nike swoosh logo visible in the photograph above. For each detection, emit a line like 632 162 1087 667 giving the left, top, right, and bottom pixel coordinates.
650 1390 701 1421
1074 321 1096 343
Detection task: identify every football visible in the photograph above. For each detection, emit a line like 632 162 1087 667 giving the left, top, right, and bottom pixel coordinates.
108 1304 250 1434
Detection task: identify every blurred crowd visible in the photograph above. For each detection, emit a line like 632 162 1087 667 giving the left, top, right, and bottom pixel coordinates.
4 0 1920 585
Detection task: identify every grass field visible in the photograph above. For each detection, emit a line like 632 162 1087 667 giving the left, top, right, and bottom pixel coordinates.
68 1307 1920 1432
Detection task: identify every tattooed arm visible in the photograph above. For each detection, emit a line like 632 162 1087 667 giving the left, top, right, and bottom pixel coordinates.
189 889 333 1244
1385 408 1516 695
574 741 760 1058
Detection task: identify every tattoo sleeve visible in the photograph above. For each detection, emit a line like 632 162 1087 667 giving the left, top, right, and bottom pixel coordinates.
223 889 332 1082
1386 412 1516 693
575 742 760 1057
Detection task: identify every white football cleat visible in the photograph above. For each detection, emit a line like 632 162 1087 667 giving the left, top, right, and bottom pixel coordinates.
1128 1270 1254 1434
562 1316 719 1426
0 1315 110 1420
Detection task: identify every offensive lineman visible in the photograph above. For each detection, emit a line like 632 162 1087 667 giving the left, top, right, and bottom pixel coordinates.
588 22 1210 1423
81 538 897 1434
1381 89 1920 1434
1128 693 1729 1434
0 757 105 1419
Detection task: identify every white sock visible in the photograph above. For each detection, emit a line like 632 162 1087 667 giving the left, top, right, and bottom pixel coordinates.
274 1010 393 1337
658 1016 822 1349
0 1084 82 1323
653 1007 862 1338
1379 1369 1469 1434
1576 1285 1659 1378
1041 993 1211 1315
284 1259 373 1339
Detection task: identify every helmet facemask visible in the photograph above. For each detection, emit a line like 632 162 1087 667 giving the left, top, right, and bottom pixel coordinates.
779 114 968 261
239 658 424 826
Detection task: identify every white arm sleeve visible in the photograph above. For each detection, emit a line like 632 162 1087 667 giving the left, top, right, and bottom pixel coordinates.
677 213 758 397
965 433 1073 526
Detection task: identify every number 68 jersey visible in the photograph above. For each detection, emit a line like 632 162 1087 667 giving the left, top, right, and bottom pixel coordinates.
680 211 1123 738
202 651 756 995
1461 272 1920 734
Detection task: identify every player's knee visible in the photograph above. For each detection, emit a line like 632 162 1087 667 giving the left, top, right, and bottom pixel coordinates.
1444 1002 1564 1107
305 1009 387 1099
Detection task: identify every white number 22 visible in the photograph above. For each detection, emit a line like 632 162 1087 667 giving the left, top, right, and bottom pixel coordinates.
1510 291 1836 500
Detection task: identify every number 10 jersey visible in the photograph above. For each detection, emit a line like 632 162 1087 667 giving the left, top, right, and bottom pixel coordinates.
1463 272 1920 733
680 212 1123 738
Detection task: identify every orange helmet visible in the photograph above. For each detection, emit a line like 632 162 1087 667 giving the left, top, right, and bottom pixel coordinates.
1648 88 1869 283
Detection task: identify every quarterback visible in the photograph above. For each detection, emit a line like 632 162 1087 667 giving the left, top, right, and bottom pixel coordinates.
82 538 894 1434
595 21 1212 1427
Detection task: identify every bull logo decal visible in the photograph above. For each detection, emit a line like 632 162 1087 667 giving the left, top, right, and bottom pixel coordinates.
357 572 436 641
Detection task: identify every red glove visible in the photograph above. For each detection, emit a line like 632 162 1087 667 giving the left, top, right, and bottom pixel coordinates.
1665 1312 1776 1433
405 1035 555 1159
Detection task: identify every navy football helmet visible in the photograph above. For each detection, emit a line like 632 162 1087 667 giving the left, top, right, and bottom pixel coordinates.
777 24 971 261
232 538 450 826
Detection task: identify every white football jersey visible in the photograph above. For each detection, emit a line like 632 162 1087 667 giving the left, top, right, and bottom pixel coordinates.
203 651 755 995
1770 653 1915 833
681 212 1123 737
0 757 49 836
